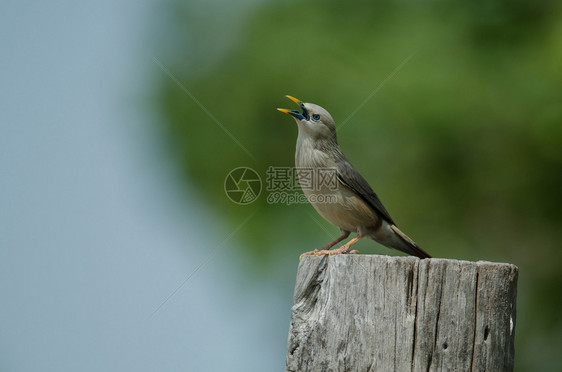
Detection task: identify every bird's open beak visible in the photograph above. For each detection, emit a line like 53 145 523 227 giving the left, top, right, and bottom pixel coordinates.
285 95 301 104
277 95 309 120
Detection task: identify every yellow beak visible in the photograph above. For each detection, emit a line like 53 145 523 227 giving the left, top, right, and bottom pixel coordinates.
277 95 302 115
285 95 301 104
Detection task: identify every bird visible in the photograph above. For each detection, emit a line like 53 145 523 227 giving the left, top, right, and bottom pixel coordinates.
277 95 431 259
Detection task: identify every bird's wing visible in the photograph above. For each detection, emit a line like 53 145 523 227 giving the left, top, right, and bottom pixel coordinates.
336 158 396 225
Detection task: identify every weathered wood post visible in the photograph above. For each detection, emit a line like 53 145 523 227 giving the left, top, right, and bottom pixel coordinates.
286 255 518 372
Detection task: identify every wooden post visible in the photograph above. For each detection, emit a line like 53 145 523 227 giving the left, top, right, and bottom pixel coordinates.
286 255 518 372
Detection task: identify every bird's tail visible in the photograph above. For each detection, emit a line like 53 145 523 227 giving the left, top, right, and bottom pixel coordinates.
390 225 432 259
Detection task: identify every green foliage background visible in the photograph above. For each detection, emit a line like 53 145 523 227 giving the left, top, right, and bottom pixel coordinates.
154 0 562 369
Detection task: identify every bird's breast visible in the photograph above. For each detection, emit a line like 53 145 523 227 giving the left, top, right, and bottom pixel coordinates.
295 137 379 233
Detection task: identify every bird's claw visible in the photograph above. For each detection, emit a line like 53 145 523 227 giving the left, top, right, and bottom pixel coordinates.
299 248 360 260
299 249 319 260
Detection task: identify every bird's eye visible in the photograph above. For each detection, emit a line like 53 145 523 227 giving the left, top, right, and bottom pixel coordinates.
312 114 320 120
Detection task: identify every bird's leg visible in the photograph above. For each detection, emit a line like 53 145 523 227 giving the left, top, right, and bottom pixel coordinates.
323 236 362 255
302 236 362 258
322 231 351 250
299 231 351 259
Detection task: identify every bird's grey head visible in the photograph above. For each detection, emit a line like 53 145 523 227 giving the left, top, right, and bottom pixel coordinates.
277 95 337 142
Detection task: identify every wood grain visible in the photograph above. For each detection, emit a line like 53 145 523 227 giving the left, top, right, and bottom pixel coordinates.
286 255 517 372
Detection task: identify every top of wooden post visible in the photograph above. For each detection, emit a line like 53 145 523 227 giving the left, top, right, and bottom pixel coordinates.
287 255 518 372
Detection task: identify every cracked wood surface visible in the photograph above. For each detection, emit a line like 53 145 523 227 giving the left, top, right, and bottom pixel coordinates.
286 255 518 372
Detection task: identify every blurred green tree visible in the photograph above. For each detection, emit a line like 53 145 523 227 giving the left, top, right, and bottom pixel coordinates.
153 1 562 370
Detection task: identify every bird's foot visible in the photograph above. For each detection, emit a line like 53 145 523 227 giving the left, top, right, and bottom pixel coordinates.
299 247 359 260
299 249 319 260
319 245 360 256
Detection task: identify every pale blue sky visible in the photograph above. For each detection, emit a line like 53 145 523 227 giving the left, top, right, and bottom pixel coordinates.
0 1 288 370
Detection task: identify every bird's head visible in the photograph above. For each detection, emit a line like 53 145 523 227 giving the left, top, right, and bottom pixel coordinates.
277 95 337 142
